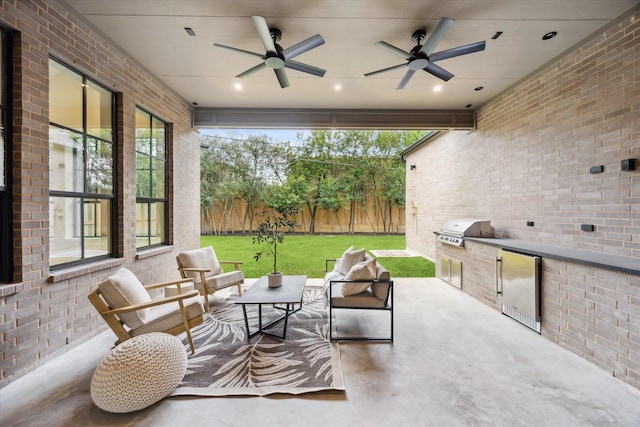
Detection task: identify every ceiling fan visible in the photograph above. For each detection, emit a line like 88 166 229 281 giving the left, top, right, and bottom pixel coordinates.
364 17 486 90
213 16 326 88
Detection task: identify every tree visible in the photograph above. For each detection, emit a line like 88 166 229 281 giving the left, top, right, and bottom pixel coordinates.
200 133 293 234
290 131 342 234
199 129 426 234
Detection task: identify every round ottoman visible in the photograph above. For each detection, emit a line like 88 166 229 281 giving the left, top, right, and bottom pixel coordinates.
90 332 187 413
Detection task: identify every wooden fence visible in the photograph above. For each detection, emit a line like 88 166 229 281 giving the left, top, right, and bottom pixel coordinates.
202 197 405 235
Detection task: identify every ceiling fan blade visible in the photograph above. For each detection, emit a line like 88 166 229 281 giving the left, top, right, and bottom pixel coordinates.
375 41 412 60
283 34 325 59
285 59 326 77
252 15 277 53
213 43 264 59
396 69 416 90
274 68 290 88
429 41 486 62
364 63 407 77
423 63 454 81
420 17 455 55
236 62 267 78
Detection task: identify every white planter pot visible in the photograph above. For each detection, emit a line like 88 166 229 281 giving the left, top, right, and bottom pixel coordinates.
268 272 283 288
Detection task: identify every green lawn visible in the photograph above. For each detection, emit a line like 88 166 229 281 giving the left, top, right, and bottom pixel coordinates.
201 234 435 279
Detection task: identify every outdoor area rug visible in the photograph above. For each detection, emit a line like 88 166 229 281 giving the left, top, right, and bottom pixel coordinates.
171 287 345 397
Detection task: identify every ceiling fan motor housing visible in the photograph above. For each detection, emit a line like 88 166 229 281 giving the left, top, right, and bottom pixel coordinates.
409 43 430 70
264 28 286 68
265 52 285 69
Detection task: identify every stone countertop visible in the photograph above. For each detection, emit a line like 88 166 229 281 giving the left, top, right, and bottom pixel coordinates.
466 237 640 277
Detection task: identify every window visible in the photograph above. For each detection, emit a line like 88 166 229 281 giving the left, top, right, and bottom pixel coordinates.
135 108 168 248
0 26 13 282
48 58 115 267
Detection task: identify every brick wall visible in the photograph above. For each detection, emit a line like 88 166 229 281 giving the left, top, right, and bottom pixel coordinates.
406 8 640 389
407 8 639 262
0 0 201 385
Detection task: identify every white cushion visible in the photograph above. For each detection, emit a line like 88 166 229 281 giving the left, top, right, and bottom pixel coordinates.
177 246 222 282
342 258 377 296
330 287 387 308
337 246 366 275
131 294 204 336
205 269 243 291
98 268 151 329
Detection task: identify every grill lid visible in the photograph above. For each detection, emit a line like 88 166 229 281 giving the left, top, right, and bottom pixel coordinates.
440 219 495 238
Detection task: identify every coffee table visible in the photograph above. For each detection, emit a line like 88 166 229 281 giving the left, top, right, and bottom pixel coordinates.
235 275 307 340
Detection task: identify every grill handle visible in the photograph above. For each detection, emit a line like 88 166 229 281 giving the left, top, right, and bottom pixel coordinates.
495 257 503 295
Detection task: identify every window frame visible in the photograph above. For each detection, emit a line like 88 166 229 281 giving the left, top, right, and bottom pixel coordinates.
135 107 169 249
48 57 117 269
0 26 13 282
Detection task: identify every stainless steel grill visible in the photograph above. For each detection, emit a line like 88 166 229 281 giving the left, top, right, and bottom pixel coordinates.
437 219 495 247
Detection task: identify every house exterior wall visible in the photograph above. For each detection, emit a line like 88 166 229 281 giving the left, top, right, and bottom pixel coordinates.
405 8 640 389
0 0 201 385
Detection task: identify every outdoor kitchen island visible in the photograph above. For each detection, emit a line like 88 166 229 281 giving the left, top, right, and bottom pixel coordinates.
435 235 640 390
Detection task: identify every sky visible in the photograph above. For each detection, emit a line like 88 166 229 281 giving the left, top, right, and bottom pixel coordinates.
199 128 310 146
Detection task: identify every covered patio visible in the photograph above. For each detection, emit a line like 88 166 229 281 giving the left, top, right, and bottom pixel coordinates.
1 2 639 424
3 278 639 426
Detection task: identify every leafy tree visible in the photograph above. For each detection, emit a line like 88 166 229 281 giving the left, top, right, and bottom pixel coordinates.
199 129 426 234
290 130 342 233
200 133 294 233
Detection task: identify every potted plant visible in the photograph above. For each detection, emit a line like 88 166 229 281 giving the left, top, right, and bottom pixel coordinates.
253 209 298 288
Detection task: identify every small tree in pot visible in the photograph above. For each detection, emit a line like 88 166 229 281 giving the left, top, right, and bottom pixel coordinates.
253 186 301 287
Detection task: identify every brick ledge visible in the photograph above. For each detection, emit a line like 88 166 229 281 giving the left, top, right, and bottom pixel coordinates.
0 282 24 297
135 245 174 260
48 258 125 283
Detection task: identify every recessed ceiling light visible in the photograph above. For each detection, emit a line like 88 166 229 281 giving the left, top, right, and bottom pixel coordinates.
334 84 342 91
434 85 442 92
192 101 198 106
465 104 473 108
234 82 243 91
474 86 484 91
542 31 557 40
184 27 196 37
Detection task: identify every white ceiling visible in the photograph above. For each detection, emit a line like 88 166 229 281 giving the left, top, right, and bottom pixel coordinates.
63 0 638 111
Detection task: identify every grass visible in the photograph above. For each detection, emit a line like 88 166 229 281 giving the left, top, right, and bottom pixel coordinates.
201 234 435 279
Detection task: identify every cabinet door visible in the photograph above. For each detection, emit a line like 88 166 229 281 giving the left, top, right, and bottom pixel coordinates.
450 259 462 289
497 250 540 320
441 256 451 282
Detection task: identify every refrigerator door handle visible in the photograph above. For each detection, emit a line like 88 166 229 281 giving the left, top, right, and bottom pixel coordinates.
495 257 503 295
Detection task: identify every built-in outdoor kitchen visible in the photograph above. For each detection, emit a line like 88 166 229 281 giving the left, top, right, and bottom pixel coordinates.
434 218 640 384
436 220 542 333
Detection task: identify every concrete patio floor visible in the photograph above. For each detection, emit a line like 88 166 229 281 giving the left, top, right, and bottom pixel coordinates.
2 277 639 426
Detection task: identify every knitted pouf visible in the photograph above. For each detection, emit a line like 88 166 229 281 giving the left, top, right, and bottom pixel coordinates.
90 332 187 413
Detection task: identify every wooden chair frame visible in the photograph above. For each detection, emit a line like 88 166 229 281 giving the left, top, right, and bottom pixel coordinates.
176 258 244 312
88 278 203 354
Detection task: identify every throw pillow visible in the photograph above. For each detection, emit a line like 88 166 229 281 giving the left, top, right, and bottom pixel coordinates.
342 258 377 296
337 246 366 275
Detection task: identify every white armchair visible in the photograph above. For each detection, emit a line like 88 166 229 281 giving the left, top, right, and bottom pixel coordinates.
176 246 244 311
88 268 204 354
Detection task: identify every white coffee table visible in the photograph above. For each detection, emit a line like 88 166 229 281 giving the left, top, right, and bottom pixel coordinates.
235 275 307 340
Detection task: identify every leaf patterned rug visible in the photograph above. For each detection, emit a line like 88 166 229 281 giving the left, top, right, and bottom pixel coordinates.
171 287 345 396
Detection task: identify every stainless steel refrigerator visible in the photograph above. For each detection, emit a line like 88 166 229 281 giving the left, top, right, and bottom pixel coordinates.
496 250 541 333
